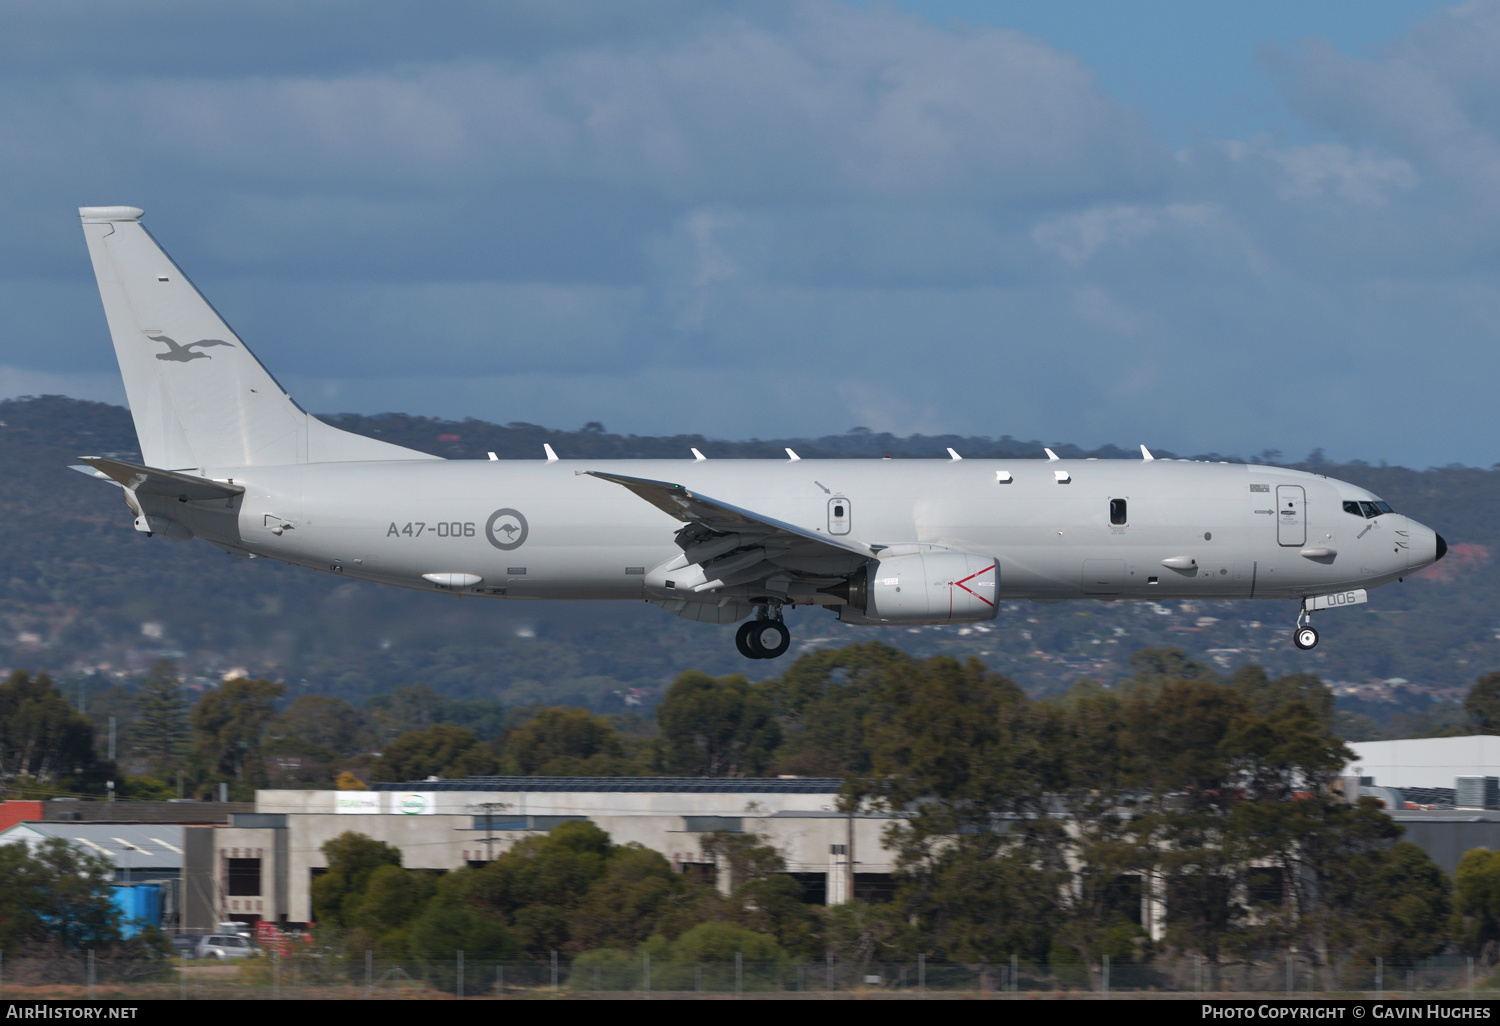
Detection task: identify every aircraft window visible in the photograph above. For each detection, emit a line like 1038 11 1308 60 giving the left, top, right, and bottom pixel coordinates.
833 504 845 518
1343 501 1362 517
1359 501 1380 518
1109 498 1126 525
1375 501 1394 514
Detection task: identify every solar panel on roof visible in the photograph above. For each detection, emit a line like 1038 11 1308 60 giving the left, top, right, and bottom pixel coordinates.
368 776 844 794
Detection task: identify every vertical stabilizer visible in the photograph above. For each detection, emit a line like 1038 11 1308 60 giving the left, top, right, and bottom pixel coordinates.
79 206 434 470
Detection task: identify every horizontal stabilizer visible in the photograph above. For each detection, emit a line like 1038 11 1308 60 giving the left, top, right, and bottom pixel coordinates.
75 456 244 502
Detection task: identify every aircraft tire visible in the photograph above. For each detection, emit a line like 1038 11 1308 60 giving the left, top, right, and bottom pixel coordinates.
754 620 791 659
735 621 762 659
1294 626 1319 650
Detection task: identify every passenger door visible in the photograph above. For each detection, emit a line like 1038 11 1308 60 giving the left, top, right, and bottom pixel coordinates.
1276 485 1306 547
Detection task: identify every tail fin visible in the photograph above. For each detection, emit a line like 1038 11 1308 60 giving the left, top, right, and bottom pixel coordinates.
79 206 434 470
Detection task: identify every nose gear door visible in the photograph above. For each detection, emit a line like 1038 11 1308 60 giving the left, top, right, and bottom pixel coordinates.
1277 485 1306 547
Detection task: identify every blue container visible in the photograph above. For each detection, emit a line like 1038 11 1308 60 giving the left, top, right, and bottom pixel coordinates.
110 883 162 937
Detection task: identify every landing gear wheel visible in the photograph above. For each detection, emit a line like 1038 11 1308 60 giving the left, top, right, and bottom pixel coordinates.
735 621 761 659
751 620 791 659
1294 626 1320 650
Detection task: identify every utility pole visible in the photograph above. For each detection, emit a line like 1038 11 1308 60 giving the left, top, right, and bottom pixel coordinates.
470 802 508 862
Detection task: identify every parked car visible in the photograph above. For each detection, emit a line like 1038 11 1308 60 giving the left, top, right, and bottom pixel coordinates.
197 934 255 960
168 935 200 959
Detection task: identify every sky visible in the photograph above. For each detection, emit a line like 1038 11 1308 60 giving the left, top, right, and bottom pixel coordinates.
2 0 1496 467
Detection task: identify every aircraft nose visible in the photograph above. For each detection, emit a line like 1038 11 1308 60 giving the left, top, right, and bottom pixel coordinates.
1436 534 1448 562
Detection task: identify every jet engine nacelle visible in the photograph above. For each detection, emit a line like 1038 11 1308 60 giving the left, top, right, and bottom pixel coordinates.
838 548 998 625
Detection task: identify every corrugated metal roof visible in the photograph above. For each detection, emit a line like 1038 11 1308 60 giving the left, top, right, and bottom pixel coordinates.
369 776 844 794
0 822 185 868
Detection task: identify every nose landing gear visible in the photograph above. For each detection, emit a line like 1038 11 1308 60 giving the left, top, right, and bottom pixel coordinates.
1293 605 1319 650
735 607 791 659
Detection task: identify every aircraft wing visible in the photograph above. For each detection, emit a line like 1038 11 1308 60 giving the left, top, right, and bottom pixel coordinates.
75 456 245 502
582 470 872 591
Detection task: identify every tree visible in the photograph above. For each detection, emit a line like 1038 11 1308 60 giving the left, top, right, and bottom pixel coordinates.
0 670 97 789
310 832 403 929
657 671 780 776
570 845 684 951
348 863 437 957
1231 665 1335 729
758 642 910 776
271 695 372 758
498 707 626 775
1452 847 1500 955
190 677 284 789
461 820 614 951
130 660 188 777
1466 673 1500 734
0 837 120 953
372 724 497 781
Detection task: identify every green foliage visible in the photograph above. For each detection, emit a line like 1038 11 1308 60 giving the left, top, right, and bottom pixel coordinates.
758 642 909 776
0 837 120 953
656 670 780 776
311 831 403 929
699 831 823 956
496 707 629 775
0 670 97 791
408 902 519 991
1453 847 1500 953
1466 673 1500 734
348 864 437 957
190 676 285 791
372 723 497 781
129 660 188 777
271 695 372 758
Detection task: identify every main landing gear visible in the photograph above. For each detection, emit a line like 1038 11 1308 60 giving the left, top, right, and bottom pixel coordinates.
736 609 790 660
1293 605 1320 651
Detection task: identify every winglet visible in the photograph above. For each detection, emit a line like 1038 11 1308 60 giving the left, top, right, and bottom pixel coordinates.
1140 445 1155 462
1044 448 1060 462
487 451 498 461
691 448 707 462
947 447 963 461
785 448 801 462
543 444 560 463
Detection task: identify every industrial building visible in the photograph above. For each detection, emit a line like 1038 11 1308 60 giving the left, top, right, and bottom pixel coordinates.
226 777 897 927
6 742 1500 937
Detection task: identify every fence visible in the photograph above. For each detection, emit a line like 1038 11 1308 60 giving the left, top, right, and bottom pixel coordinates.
0 951 1491 999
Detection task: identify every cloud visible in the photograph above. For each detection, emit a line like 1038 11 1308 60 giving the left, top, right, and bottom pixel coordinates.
4 1 1500 467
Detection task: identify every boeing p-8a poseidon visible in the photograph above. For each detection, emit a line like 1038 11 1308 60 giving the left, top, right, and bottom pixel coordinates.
73 206 1447 659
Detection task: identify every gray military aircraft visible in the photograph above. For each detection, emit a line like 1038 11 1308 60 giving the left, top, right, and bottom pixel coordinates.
74 206 1446 659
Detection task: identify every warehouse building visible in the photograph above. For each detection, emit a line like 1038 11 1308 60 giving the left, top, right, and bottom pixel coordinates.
212 777 899 928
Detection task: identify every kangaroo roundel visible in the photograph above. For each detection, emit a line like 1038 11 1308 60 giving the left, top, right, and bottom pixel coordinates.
485 509 528 551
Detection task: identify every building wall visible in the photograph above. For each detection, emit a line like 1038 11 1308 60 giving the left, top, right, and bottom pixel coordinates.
1348 736 1500 790
0 801 43 831
251 789 898 924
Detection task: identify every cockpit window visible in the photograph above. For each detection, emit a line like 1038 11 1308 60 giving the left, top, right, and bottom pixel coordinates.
1375 501 1394 514
1344 499 1397 518
1343 501 1362 517
1359 501 1380 518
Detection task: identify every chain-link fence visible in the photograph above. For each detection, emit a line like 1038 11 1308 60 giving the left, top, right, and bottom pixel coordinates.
0 952 1492 999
